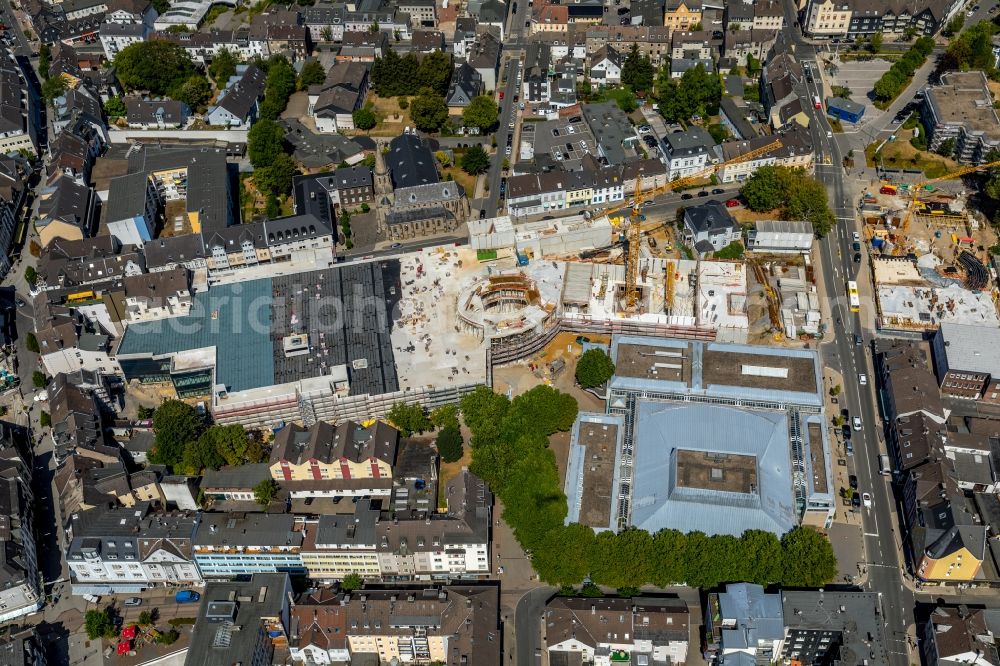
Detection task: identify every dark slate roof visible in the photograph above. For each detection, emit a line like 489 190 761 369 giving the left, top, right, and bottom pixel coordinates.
387 133 439 189
684 200 738 234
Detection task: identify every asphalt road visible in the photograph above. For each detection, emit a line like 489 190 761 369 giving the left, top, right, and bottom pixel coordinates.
0 0 31 57
484 0 530 218
514 587 554 666
776 2 917 661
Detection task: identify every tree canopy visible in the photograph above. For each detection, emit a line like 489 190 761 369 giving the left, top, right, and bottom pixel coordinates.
254 479 279 508
258 55 297 120
621 43 654 92
353 107 377 130
209 48 238 86
943 20 997 72
104 96 127 118
172 75 212 113
872 37 934 103
247 118 285 168
410 90 448 132
113 41 197 96
436 425 464 463
297 60 326 90
460 145 490 174
575 349 615 389
371 48 454 97
387 402 432 437
341 573 363 591
150 400 204 467
254 152 297 199
85 608 116 640
740 165 834 235
655 63 721 123
462 95 499 132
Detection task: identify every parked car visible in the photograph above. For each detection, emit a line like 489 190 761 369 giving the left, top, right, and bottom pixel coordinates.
851 493 861 510
697 190 709 197
854 252 861 263
862 492 872 508
849 474 858 490
852 231 861 242
725 199 740 207
642 135 658 148
175 591 201 604
852 241 861 252
711 188 724 195
842 424 852 440
855 334 863 346
681 193 693 200
846 440 854 455
124 597 143 607
859 373 867 386
852 416 862 431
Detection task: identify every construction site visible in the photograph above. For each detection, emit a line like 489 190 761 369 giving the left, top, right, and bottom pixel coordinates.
859 169 1000 332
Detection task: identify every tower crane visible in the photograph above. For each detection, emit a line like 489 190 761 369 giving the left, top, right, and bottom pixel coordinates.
602 139 782 310
899 157 1000 233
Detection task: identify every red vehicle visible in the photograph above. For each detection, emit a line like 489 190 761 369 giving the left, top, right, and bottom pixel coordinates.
725 199 740 208
879 185 897 195
499 91 504 100
813 95 821 109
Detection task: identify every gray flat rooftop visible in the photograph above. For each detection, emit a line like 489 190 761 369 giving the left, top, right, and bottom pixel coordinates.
675 449 758 494
701 347 817 394
270 262 400 396
565 413 624 533
614 342 693 383
609 335 823 408
577 420 618 528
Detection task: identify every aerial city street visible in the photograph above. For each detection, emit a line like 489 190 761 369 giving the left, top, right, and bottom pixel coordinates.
1 0 1000 662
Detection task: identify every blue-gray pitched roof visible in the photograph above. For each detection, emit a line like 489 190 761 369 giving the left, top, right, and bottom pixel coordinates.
630 401 798 537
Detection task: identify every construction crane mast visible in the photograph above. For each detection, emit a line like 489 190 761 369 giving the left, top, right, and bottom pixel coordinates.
900 157 1000 232
605 140 782 310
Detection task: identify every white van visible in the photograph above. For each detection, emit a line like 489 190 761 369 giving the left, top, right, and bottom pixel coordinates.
879 454 891 476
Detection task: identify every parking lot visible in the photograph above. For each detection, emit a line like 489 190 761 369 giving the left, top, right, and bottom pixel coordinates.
822 57 894 131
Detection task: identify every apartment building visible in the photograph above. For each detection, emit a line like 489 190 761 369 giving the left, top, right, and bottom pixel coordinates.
932 322 1000 401
301 471 492 583
269 420 399 495
0 627 47 666
704 584 888 664
0 447 42 623
662 127 717 179
193 513 306 578
66 502 202 594
184 574 292 666
545 597 690 664
35 309 118 378
717 128 814 183
0 48 40 157
288 585 500 666
923 71 1000 165
923 606 1000 665
122 268 192 322
804 0 851 36
663 0 702 32
0 156 30 282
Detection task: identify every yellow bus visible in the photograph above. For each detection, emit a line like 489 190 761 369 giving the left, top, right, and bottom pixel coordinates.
847 280 860 313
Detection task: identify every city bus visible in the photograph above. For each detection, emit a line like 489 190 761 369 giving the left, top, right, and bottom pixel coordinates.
846 280 860 313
